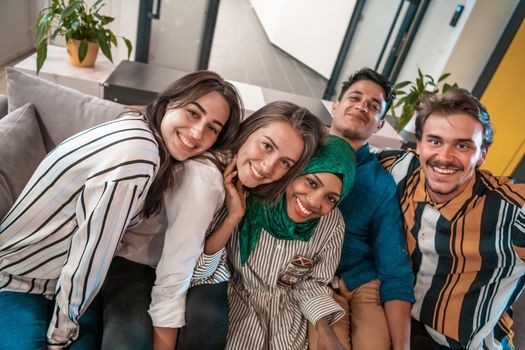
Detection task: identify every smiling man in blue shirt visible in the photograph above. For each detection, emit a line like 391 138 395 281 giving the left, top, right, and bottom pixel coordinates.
309 68 415 350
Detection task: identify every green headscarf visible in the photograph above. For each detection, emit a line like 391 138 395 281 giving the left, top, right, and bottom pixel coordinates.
238 135 356 265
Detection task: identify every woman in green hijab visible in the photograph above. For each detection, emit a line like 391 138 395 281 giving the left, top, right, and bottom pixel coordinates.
224 135 356 350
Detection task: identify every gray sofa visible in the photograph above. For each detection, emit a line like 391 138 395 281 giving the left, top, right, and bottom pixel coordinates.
0 68 124 217
0 68 524 349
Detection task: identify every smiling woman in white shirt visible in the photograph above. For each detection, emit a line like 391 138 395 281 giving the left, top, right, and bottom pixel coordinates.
0 71 242 350
101 101 326 350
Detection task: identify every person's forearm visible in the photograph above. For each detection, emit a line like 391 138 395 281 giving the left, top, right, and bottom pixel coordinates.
384 300 411 350
203 215 239 254
153 327 179 350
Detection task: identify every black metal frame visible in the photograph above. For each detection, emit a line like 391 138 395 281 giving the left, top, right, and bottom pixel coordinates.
198 0 221 70
382 0 431 82
135 0 153 62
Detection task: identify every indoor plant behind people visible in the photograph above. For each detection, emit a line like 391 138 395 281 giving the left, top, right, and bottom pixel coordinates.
391 68 458 133
34 0 132 74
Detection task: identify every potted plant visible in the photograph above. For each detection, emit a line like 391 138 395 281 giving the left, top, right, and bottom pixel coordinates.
34 0 132 74
390 68 458 132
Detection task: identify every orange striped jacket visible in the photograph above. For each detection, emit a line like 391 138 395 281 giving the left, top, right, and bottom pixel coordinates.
380 150 525 349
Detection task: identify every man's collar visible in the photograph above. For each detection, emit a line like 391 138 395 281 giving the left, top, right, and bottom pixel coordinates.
354 143 370 163
413 168 476 221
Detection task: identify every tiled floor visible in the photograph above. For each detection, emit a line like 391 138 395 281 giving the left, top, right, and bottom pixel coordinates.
208 0 328 98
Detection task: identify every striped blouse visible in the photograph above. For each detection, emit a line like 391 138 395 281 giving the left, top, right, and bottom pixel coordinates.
192 208 346 349
0 114 159 347
191 206 230 286
380 150 525 349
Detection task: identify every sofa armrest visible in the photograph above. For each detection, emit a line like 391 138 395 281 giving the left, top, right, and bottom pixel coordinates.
0 94 7 119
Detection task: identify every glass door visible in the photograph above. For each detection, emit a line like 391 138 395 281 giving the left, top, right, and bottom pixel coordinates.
135 0 219 71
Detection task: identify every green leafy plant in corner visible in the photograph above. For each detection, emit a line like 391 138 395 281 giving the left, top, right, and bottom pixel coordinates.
390 68 458 132
34 0 132 74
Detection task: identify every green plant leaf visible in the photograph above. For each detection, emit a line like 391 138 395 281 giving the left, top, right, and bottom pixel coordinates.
92 3 106 15
78 39 88 62
123 37 132 59
37 13 52 28
424 74 435 84
393 100 404 108
393 81 411 90
98 30 112 62
90 0 104 11
442 82 458 92
109 32 117 46
438 73 451 83
416 77 424 93
61 1 80 18
36 40 47 74
406 92 419 105
35 26 49 47
94 13 114 25
51 26 62 40
71 19 79 31
102 15 114 25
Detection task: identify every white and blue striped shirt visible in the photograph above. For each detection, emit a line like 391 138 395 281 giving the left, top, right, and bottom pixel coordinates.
0 114 159 347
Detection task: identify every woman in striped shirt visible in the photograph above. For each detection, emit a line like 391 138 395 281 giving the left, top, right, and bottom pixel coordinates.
0 71 242 349
193 135 356 350
104 101 326 350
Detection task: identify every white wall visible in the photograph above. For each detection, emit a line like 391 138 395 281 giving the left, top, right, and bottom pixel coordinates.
250 0 284 41
442 0 519 90
250 0 355 78
0 0 40 66
396 0 519 90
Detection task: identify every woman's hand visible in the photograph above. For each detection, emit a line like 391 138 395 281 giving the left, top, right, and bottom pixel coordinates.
203 157 246 255
223 157 246 224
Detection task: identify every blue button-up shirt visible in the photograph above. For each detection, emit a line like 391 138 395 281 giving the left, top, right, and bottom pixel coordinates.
336 144 415 303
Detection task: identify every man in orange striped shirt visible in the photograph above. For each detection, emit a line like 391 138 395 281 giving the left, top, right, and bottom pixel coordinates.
380 88 525 349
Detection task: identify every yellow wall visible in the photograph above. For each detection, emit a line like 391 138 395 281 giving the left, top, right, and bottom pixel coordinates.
480 19 525 176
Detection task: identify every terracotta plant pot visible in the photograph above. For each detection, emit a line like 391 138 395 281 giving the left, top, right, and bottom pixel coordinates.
66 39 99 67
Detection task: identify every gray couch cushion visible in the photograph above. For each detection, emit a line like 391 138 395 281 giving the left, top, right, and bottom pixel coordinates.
6 67 125 151
0 103 47 218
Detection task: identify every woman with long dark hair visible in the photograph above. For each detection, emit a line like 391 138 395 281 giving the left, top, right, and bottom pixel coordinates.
0 70 242 349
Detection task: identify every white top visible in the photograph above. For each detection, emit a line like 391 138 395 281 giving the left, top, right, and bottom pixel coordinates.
117 157 225 328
